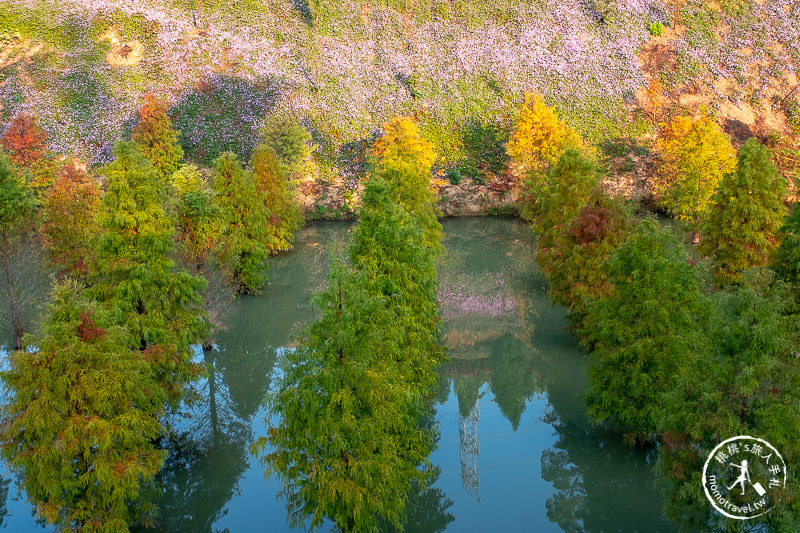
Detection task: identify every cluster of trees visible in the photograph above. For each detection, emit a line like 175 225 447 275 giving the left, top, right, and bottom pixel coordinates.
259 117 445 531
509 94 800 529
0 98 303 531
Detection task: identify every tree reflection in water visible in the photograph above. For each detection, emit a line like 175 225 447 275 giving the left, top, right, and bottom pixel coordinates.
136 344 275 533
540 400 674 532
385 470 455 533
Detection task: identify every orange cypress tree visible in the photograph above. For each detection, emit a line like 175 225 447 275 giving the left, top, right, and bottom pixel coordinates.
0 113 48 168
132 93 184 181
40 165 103 278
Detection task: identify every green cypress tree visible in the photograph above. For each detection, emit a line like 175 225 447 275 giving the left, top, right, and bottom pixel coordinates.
373 117 442 253
658 268 800 530
250 144 301 253
1 279 165 532
0 151 36 349
260 260 436 532
131 93 184 182
260 116 312 179
169 164 223 274
544 196 632 328
532 148 598 238
532 149 601 310
169 164 232 349
579 219 710 441
90 141 206 409
349 179 444 397
700 138 787 285
210 152 270 294
263 139 444 531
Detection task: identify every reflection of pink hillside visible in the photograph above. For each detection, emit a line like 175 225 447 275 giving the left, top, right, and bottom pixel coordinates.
438 272 517 321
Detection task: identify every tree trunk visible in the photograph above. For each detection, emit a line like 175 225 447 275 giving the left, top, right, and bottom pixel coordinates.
1 232 23 350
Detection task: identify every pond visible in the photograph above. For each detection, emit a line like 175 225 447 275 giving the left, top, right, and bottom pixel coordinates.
0 217 675 532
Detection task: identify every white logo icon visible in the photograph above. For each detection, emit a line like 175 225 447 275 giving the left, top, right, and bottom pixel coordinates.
702 435 787 519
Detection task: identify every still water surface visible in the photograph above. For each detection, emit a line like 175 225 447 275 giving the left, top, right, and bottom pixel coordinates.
1 217 675 532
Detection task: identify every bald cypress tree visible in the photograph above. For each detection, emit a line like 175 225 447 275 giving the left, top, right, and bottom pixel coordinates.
579 219 709 441
90 141 206 410
700 139 787 285
1 280 165 532
263 118 443 531
349 179 444 396
132 93 184 182
210 152 270 293
372 117 442 252
0 151 36 349
658 268 800 530
250 144 301 254
262 259 437 532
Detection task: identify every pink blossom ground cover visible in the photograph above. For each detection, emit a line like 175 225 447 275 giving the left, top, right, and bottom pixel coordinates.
1 0 797 170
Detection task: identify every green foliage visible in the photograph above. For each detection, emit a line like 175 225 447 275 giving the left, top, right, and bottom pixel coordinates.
169 164 223 272
658 268 800 531
460 119 510 177
700 139 787 285
720 0 755 20
40 165 102 278
648 21 665 37
0 150 37 349
0 151 35 241
90 9 161 48
250 144 302 253
264 122 444 531
262 258 437 532
1 279 166 532
530 148 598 234
373 117 442 252
0 4 85 51
260 116 312 179
210 152 270 293
132 93 185 183
446 168 461 185
530 149 605 326
654 113 736 237
90 141 206 409
786 99 800 134
349 180 444 391
542 196 633 328
579 219 709 439
771 205 800 306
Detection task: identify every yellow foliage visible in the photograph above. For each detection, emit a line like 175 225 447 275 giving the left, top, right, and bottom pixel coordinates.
170 163 204 197
506 92 581 175
645 78 663 121
654 113 735 232
373 116 436 175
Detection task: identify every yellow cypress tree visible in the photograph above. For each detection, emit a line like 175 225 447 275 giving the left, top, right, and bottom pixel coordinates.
372 116 441 251
506 92 581 177
654 113 735 243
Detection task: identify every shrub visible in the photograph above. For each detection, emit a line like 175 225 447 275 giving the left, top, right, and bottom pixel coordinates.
648 22 664 37
260 116 313 178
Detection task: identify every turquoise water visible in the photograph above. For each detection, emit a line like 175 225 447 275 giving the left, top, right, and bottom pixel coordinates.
0 217 675 532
